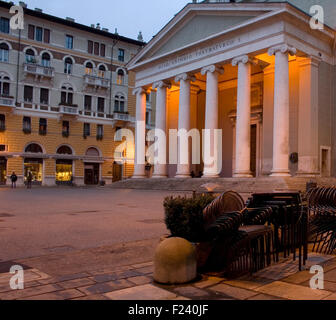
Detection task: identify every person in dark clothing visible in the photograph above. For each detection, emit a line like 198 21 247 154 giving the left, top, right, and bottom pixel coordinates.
27 171 33 189
10 172 17 189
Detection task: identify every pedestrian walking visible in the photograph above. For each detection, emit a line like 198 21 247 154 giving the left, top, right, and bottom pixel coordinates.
27 171 33 189
10 172 17 189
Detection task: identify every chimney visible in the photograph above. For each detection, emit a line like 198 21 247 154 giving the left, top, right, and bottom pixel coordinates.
137 31 144 42
102 28 109 32
96 23 101 30
66 17 75 22
34 8 43 13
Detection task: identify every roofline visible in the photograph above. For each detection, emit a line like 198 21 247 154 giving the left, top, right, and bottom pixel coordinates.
0 0 145 46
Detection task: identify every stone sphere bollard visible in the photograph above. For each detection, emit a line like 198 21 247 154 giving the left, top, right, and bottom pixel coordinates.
154 237 197 284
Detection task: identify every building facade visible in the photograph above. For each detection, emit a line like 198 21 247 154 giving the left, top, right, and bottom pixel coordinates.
0 1 154 186
128 0 336 179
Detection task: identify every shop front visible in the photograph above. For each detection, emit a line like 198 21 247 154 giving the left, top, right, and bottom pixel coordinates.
84 147 102 185
55 146 73 185
0 157 7 185
24 158 43 185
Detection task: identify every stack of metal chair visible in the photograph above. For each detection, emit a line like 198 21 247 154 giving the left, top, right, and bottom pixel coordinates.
307 187 336 255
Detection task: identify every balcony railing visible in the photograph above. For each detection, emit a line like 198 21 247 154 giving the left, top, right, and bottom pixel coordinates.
84 74 110 89
113 112 135 122
59 104 79 115
0 96 15 107
24 63 55 78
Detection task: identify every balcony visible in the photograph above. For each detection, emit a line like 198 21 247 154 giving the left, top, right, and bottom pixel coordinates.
24 63 55 79
0 95 15 108
59 104 79 117
84 74 110 89
112 112 134 123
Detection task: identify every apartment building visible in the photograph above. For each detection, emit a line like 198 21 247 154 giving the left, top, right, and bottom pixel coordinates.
0 1 153 186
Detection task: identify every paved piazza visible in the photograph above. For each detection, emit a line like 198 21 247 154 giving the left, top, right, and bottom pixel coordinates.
0 187 176 262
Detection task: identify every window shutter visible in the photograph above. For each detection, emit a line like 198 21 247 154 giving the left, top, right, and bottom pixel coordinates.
44 29 50 43
100 44 105 57
28 25 35 40
88 40 93 54
94 42 99 55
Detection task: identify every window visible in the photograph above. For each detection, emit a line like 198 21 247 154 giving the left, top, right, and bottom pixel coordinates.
0 75 10 96
146 111 151 125
35 27 43 42
117 69 125 85
24 85 33 103
39 118 47 135
41 52 51 67
83 123 90 137
118 48 125 62
57 145 72 155
0 43 9 62
146 93 150 103
66 35 73 49
64 57 73 74
97 97 105 113
60 85 73 105
23 117 31 134
0 17 9 34
114 94 125 113
25 143 42 153
85 62 93 75
40 88 49 105
0 114 5 131
62 121 70 137
98 65 106 78
97 124 103 140
25 49 36 64
84 95 92 111
88 40 93 54
28 25 50 43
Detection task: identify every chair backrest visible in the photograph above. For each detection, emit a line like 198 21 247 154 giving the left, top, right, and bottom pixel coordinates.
203 191 245 229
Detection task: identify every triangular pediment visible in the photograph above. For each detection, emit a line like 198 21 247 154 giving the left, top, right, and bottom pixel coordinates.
128 3 283 69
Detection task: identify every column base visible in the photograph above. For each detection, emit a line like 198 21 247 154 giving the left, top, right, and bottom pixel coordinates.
270 171 291 177
296 171 320 178
233 171 253 178
202 174 220 179
152 175 168 179
175 174 192 179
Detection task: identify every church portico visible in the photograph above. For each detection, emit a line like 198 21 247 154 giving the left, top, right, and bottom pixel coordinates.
127 2 335 180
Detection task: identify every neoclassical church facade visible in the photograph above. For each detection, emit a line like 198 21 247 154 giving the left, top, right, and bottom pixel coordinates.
128 0 336 179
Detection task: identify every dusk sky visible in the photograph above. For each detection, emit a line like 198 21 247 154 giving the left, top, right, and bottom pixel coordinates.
11 0 192 41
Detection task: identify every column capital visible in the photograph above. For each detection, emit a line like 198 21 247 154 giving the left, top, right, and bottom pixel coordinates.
201 65 224 76
175 73 196 83
152 80 171 90
132 87 147 96
232 55 256 67
268 44 296 57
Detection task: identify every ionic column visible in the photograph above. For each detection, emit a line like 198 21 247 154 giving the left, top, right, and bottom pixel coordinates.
297 56 320 176
201 65 223 178
152 80 171 178
232 55 253 178
175 73 195 178
268 44 296 177
132 87 147 179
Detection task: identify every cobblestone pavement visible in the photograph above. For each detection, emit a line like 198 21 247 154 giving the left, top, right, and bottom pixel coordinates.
0 248 335 300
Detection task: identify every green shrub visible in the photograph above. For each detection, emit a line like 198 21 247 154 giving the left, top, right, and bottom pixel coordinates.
163 193 215 242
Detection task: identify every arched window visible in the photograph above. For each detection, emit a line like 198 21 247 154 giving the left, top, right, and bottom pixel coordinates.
25 49 36 64
41 52 51 67
114 94 125 113
0 43 9 62
0 74 10 97
117 69 124 85
86 147 100 157
85 62 93 75
64 57 73 74
57 145 73 155
25 143 43 153
61 84 74 105
98 65 106 78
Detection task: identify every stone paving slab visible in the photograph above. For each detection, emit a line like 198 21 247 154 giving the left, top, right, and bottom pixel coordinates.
104 284 177 300
254 281 333 300
210 283 258 300
23 289 85 300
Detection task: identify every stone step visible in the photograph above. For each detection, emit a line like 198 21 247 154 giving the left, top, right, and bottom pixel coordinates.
110 177 336 193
